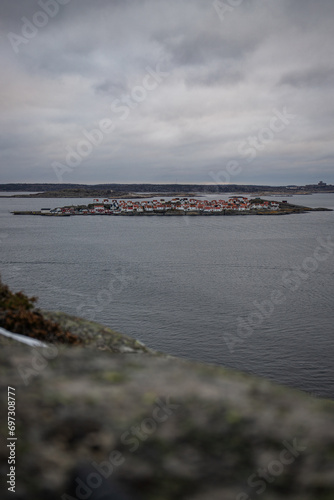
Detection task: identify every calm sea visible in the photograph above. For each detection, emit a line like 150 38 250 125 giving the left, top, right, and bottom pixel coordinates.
1 193 334 398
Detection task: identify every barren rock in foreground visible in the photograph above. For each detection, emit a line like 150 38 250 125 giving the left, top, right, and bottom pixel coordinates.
0 313 334 500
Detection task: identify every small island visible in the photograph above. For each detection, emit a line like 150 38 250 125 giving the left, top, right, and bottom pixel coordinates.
12 196 332 216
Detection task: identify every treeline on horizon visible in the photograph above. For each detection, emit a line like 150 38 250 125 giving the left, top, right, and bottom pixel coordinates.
1 183 332 193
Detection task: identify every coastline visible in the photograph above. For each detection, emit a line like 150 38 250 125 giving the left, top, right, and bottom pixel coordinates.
1 279 334 499
1 309 334 499
11 203 332 217
2 189 334 198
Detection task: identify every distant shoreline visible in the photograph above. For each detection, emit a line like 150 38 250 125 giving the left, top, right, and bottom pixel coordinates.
11 197 333 217
1 183 333 199
3 192 197 199
3 191 334 199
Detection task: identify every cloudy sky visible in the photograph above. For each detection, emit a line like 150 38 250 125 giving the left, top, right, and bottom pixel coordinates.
0 0 333 185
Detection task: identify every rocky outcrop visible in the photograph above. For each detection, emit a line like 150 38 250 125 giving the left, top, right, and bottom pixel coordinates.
1 312 334 500
42 311 156 354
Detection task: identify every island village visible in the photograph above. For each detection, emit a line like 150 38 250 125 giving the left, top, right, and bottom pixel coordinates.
38 196 284 215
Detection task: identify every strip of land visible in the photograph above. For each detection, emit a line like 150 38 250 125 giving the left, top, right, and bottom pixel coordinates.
12 196 332 216
1 181 334 198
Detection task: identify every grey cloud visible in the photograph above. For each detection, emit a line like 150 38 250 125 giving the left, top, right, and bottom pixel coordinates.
154 29 260 68
279 66 334 89
93 78 128 97
185 65 244 88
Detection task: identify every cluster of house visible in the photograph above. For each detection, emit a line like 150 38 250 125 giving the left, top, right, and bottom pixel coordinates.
49 196 280 215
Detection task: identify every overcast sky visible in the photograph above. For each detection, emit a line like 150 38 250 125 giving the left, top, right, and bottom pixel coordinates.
0 0 333 185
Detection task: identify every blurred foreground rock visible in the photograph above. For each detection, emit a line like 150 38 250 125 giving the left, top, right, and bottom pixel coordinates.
1 312 334 500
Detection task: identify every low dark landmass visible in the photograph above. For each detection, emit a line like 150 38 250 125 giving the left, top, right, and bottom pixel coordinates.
12 190 197 199
1 182 334 198
11 198 333 217
1 279 334 499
